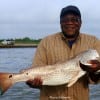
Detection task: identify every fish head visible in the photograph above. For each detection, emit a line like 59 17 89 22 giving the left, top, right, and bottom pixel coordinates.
79 49 100 66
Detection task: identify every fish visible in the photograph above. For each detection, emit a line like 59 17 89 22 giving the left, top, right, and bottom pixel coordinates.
0 49 99 95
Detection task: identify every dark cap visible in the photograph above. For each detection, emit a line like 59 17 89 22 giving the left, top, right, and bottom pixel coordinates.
60 5 81 18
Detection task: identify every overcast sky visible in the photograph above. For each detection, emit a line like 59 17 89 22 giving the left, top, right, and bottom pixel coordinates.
0 0 100 39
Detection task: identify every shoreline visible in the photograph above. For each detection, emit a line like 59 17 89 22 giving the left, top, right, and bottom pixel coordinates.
0 44 38 48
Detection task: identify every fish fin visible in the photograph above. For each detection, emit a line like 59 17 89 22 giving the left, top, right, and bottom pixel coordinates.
0 72 14 95
67 76 79 87
67 71 86 87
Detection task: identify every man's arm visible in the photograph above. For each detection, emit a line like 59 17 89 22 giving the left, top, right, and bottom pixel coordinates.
91 37 100 83
32 39 48 67
88 60 100 83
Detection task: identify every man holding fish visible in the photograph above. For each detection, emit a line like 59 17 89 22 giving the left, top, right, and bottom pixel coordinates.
26 5 100 100
0 5 100 100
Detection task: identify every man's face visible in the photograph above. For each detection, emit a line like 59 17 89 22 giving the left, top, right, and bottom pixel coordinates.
60 14 81 38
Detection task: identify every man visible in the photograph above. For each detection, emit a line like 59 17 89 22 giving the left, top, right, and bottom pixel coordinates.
26 5 100 100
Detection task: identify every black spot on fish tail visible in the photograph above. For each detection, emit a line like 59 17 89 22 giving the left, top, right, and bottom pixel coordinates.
26 73 28 75
9 75 12 78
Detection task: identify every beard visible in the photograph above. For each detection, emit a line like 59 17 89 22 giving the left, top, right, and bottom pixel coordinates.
62 31 79 39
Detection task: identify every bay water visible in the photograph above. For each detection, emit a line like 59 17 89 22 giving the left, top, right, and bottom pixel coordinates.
0 48 100 100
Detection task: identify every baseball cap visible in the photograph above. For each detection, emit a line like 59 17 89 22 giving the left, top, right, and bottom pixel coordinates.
60 5 81 19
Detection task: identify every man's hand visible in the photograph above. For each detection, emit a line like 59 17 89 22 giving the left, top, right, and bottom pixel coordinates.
26 77 43 89
80 60 100 82
80 60 100 73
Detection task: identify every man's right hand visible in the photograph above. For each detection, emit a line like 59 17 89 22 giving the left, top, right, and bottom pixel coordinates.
26 77 43 89
80 60 100 73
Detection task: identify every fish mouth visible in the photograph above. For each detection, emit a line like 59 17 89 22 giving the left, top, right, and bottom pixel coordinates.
80 57 100 66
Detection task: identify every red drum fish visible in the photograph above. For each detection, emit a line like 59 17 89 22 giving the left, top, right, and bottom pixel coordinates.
0 49 99 95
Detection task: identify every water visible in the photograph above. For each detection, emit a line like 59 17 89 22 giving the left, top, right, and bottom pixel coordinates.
0 48 100 100
0 48 40 100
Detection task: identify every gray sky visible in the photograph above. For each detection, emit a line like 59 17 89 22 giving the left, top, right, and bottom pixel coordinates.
0 0 100 39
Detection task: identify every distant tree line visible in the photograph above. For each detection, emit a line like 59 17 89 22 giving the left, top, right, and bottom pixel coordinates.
0 37 42 44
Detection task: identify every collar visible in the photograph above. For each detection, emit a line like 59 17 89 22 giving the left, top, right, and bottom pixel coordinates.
60 32 80 47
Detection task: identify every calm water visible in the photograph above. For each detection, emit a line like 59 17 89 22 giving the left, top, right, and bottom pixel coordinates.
0 48 100 100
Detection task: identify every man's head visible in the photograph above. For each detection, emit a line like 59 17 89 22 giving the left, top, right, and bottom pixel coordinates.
60 5 82 39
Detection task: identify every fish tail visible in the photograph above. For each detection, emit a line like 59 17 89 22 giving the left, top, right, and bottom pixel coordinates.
0 72 14 95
